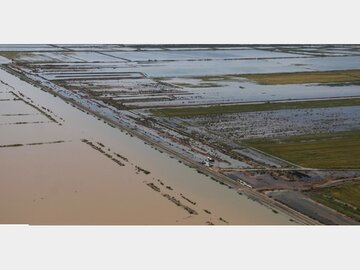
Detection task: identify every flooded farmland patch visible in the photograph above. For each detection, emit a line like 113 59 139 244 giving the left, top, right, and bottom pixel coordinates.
0 57 294 225
180 106 360 140
1 44 360 225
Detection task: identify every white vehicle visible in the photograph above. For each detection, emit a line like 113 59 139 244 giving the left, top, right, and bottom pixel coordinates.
206 157 215 162
204 160 213 167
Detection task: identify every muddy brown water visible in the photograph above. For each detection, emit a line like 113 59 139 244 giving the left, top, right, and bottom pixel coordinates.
0 69 293 224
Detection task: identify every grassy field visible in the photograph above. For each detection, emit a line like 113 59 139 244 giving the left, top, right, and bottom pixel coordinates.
244 130 360 169
151 98 360 117
308 181 360 221
241 69 360 85
192 75 235 81
0 51 22 60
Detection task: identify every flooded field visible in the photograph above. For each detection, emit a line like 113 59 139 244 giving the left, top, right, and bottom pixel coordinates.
1 44 359 225
3 45 359 110
174 106 360 140
102 48 306 61
0 66 293 225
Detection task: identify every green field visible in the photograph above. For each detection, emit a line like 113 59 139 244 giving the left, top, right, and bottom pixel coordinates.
151 98 360 117
241 69 360 85
244 130 360 169
308 181 360 222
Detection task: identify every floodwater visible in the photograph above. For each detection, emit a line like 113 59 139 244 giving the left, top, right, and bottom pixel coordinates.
129 79 360 107
0 44 61 52
15 51 126 63
187 106 360 139
104 49 304 61
0 56 11 64
115 56 360 77
0 68 294 225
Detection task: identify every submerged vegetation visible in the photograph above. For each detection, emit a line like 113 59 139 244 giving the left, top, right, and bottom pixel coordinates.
180 193 197 205
147 182 161 192
162 193 198 215
0 143 24 148
10 91 60 124
135 165 151 175
0 140 65 148
81 139 125 166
